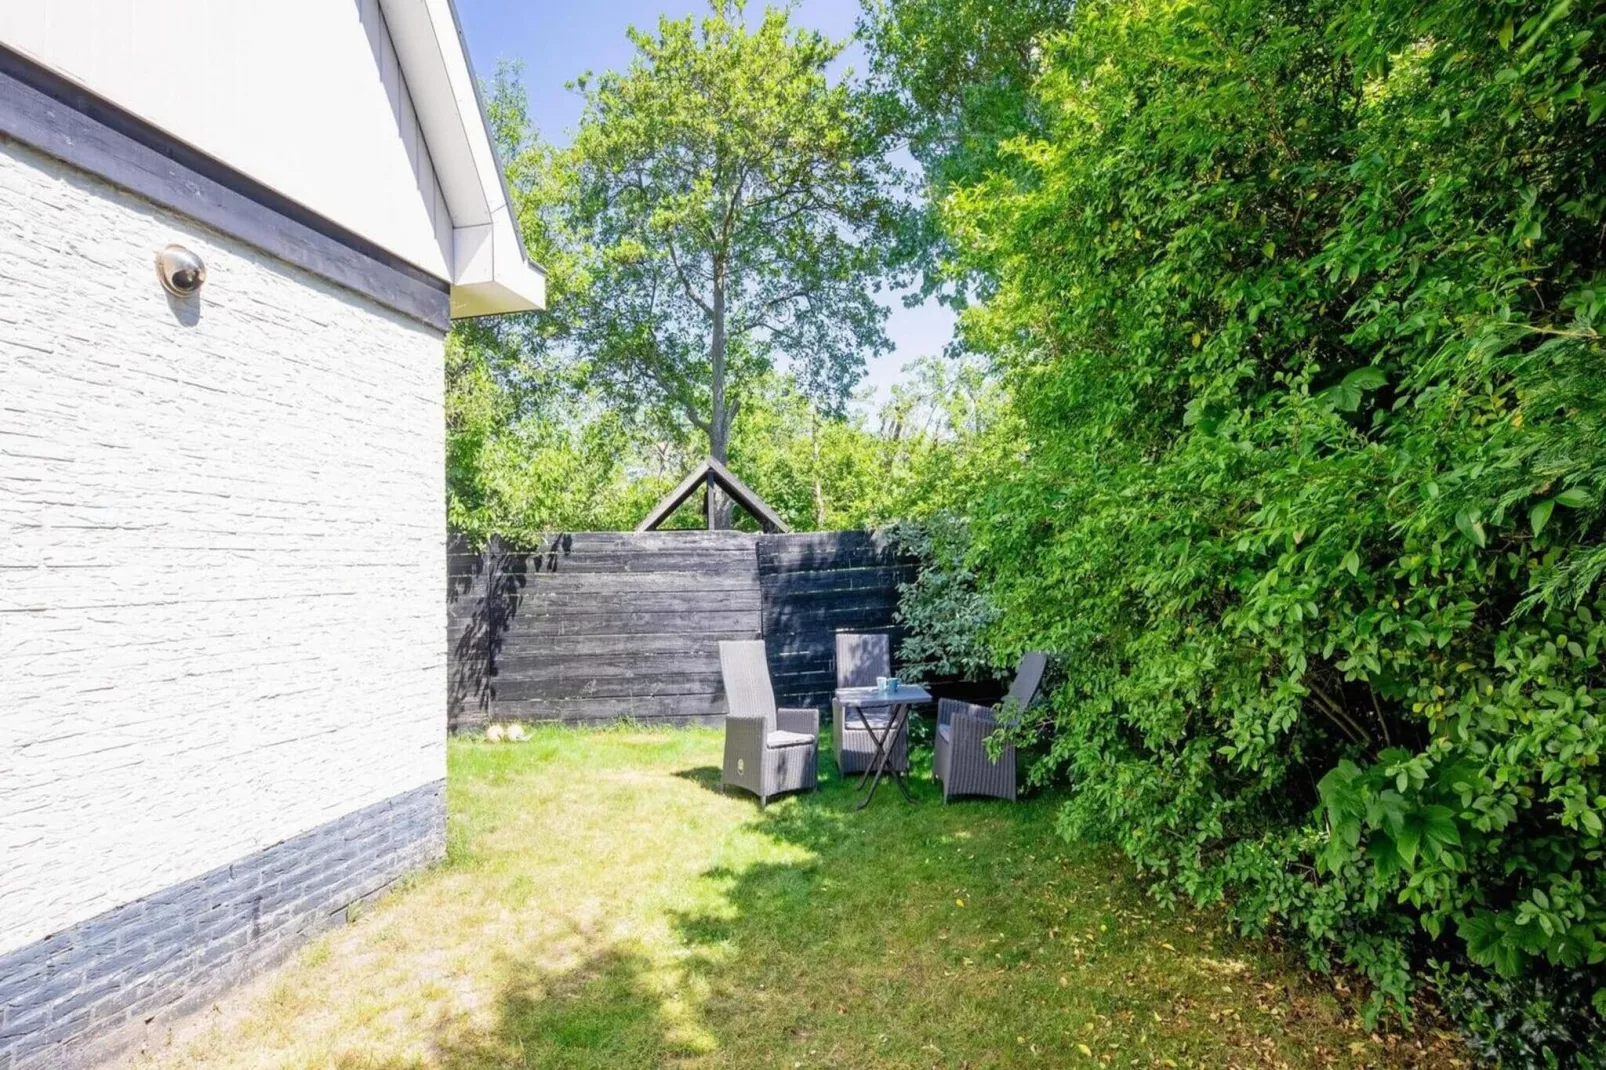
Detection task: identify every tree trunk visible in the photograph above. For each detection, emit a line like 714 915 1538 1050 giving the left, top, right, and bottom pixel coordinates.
707 271 733 530
811 412 826 528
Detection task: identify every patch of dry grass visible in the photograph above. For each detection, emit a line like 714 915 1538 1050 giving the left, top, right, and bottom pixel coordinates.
127 727 1464 1069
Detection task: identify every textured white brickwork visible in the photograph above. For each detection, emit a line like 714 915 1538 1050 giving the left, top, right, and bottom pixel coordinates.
0 140 448 955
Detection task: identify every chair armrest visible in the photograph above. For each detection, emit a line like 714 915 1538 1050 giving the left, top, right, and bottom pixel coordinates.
725 713 767 751
776 707 820 737
950 702 1011 757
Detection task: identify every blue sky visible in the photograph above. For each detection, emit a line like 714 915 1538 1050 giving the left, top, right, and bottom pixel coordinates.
454 0 957 408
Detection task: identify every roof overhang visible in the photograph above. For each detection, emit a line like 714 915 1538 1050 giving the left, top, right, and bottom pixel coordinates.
378 0 546 317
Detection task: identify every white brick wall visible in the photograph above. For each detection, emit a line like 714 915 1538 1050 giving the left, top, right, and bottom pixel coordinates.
0 141 448 956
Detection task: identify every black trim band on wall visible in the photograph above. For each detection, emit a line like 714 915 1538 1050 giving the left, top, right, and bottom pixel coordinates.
0 779 447 1070
0 43 451 332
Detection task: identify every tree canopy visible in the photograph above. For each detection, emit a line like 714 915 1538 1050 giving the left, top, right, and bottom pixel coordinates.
524 0 899 526
444 38 970 542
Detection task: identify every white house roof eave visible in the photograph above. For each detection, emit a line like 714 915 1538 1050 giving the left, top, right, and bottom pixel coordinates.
378 0 546 316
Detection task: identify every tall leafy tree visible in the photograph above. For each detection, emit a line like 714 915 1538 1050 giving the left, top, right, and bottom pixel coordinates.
858 0 1074 291
560 0 899 526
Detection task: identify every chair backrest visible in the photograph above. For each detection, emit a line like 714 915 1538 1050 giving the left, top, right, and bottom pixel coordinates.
835 632 891 689
1001 652 1049 723
719 640 777 731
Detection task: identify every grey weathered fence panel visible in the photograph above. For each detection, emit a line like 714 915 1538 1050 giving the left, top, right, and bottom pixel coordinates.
447 530 910 729
757 530 914 711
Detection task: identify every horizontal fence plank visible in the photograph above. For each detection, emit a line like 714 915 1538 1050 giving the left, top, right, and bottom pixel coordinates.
762 584 902 605
489 653 720 681
489 673 724 702
494 531 759 553
513 571 759 595
756 548 895 573
449 708 725 730
491 631 759 658
762 603 900 632
487 693 729 721
759 565 912 596
519 611 762 639
514 591 763 615
451 551 757 576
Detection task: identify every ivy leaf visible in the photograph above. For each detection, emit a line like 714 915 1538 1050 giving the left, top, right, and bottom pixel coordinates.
1343 366 1388 391
1460 912 1525 977
1455 509 1487 548
1555 488 1595 509
1395 822 1422 867
1421 805 1462 859
1322 368 1387 413
1324 382 1362 412
1367 835 1403 879
1531 498 1555 537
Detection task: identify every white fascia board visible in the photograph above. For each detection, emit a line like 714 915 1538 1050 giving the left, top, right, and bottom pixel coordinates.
378 0 546 315
449 205 546 316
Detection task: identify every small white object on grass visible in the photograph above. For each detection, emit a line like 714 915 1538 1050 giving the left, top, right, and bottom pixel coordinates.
485 723 506 743
505 723 529 742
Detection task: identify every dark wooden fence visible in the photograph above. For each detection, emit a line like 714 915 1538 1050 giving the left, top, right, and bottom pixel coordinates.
757 531 911 711
447 530 912 730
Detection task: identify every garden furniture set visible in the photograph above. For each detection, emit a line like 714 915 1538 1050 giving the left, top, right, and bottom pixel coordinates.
718 634 1048 808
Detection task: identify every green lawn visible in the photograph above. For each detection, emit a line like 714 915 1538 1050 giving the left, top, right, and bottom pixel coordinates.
134 727 1463 1069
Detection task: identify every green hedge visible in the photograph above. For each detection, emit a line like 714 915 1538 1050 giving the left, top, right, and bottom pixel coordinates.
927 0 1606 1057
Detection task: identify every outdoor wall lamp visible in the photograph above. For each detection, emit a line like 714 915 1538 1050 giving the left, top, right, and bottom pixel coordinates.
156 244 206 297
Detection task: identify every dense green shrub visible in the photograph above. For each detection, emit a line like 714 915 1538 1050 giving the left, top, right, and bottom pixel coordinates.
889 516 999 683
1436 961 1606 1067
907 0 1606 1049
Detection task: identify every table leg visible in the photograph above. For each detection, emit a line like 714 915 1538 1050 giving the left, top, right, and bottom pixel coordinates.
856 703 914 810
853 704 889 793
885 704 915 803
888 709 916 803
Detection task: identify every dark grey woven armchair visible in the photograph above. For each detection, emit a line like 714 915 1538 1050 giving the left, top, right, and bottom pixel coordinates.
831 632 910 775
719 640 819 807
933 652 1048 803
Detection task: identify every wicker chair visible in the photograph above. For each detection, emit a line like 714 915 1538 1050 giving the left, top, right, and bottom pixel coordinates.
830 633 910 776
933 652 1048 803
719 640 820 807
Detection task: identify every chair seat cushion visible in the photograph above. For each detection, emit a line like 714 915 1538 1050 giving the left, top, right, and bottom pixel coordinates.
937 723 952 743
767 729 816 749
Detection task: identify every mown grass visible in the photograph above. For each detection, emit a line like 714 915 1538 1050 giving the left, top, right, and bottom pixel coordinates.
131 726 1464 1068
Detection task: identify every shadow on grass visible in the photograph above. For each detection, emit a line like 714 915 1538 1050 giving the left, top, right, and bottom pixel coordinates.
671 764 723 794
346 948 690 1070
446 950 686 1070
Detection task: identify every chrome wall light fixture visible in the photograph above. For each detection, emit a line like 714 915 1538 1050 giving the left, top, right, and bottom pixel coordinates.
155 244 206 297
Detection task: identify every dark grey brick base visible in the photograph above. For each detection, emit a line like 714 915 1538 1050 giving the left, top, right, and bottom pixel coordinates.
0 779 445 1070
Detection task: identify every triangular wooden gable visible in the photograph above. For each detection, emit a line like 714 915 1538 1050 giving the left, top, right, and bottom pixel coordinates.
635 457 791 534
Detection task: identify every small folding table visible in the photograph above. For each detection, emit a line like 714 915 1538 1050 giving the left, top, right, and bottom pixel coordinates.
834 684 931 809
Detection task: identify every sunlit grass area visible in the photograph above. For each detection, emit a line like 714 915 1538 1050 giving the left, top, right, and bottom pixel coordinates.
131 727 1462 1068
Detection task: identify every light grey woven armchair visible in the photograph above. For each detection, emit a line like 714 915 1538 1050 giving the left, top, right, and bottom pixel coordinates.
831 633 909 775
933 652 1048 803
719 640 820 807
